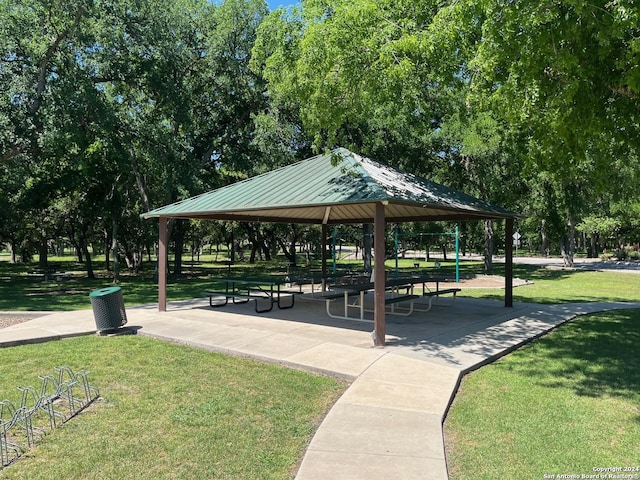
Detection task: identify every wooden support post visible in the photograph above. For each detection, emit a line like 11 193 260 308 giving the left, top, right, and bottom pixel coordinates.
158 216 168 312
505 217 514 308
374 202 386 346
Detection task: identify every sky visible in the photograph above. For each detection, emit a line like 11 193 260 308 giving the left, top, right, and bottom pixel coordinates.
266 0 299 11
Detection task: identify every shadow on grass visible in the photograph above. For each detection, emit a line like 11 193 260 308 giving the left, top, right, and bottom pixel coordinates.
506 309 640 403
2 257 639 311
0 258 315 311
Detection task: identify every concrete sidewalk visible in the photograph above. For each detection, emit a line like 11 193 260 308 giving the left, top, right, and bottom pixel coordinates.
2 298 639 479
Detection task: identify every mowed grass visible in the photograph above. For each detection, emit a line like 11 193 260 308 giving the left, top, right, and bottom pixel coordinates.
0 254 266 311
458 264 640 304
445 262 640 478
3 254 640 478
0 336 346 479
3 254 640 311
445 308 640 479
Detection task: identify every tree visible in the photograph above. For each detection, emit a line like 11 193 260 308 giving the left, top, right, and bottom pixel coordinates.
252 0 525 268
432 0 640 264
1 0 275 276
252 0 458 173
101 0 272 274
577 215 622 257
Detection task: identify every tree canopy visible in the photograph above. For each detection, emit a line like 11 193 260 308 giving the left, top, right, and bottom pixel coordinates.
252 0 640 264
1 0 639 271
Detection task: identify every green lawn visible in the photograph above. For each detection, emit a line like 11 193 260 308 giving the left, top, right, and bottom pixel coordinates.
444 261 640 479
0 254 305 311
444 308 640 479
0 336 346 479
2 255 640 478
459 264 640 304
2 254 640 311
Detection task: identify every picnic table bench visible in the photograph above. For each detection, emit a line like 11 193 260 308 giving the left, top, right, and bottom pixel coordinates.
287 272 368 295
206 277 300 313
302 274 461 321
385 275 461 313
30 268 73 290
308 284 372 321
413 276 461 311
302 277 426 321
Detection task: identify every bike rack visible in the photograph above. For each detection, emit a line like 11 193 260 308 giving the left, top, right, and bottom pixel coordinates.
0 366 100 468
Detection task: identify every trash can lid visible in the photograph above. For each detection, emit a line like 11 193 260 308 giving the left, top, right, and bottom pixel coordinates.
89 286 122 298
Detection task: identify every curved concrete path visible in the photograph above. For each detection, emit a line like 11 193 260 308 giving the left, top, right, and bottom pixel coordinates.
2 298 639 479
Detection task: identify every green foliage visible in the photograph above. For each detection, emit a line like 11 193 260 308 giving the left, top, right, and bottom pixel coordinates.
253 0 454 172
576 215 621 238
2 0 640 275
0 0 278 273
613 245 640 261
434 0 640 259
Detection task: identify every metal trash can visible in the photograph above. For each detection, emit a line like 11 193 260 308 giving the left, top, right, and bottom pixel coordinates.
89 286 128 333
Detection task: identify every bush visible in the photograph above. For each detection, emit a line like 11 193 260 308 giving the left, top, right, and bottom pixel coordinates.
613 248 628 260
613 246 640 261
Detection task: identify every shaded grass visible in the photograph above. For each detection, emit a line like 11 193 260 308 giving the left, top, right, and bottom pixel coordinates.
0 335 347 479
0 256 305 311
0 254 470 311
444 309 640 479
4 255 640 311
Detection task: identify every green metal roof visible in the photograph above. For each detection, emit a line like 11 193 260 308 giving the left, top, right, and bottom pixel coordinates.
142 148 519 224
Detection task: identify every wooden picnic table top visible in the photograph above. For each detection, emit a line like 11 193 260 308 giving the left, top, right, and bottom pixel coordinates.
216 276 287 286
326 275 442 293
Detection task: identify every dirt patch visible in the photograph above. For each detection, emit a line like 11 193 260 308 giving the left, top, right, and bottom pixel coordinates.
438 275 531 289
0 314 38 329
0 312 53 329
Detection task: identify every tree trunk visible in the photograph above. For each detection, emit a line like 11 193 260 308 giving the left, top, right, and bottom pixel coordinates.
242 223 262 264
38 237 48 269
173 220 185 274
286 224 298 267
54 239 64 256
289 243 298 266
461 226 467 256
262 239 272 261
69 234 83 263
483 219 494 271
363 224 373 273
540 219 549 256
561 214 576 267
249 242 258 263
104 227 111 271
81 240 95 279
230 229 235 262
74 243 84 263
112 218 120 283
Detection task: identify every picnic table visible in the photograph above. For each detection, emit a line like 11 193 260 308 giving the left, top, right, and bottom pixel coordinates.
30 268 72 290
304 274 461 322
390 274 461 313
205 277 299 313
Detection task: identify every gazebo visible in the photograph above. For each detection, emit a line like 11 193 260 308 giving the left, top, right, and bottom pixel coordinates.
142 147 520 346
